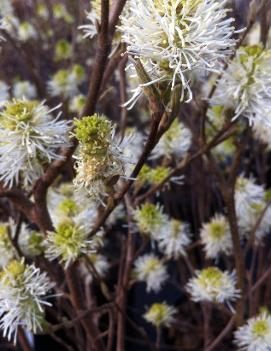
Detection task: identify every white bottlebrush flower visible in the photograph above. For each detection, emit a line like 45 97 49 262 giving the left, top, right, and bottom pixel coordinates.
73 114 133 204
144 302 177 327
18 22 37 42
134 253 168 293
0 259 55 341
133 203 168 239
234 310 271 351
37 4 49 20
200 214 232 258
69 94 86 114
0 99 71 188
157 219 191 259
253 121 271 149
119 0 236 103
47 183 99 231
18 223 44 257
13 80 37 100
79 0 109 39
235 176 265 225
0 0 14 17
238 202 271 243
87 253 109 279
152 119 192 159
186 267 240 304
53 3 73 23
0 222 16 268
122 128 144 174
45 219 104 268
48 65 85 99
213 45 271 126
0 80 9 105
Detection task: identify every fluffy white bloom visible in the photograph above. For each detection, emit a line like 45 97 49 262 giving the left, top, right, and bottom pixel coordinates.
186 267 240 304
45 219 104 268
13 80 37 100
134 254 168 293
119 0 236 103
133 203 168 239
235 311 271 351
238 202 271 243
18 22 37 42
37 4 49 20
47 183 99 232
18 223 44 257
48 65 85 98
79 0 110 39
53 3 73 23
235 176 265 226
144 302 176 327
69 94 86 114
200 214 232 258
122 129 144 174
0 259 55 341
0 81 9 105
0 222 16 268
0 0 14 17
87 253 109 280
73 114 133 204
213 46 271 126
157 219 191 259
152 119 192 159
253 121 271 149
0 99 71 187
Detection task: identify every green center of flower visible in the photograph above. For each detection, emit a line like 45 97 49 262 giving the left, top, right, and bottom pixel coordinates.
135 203 164 233
170 219 182 238
145 303 169 326
209 221 226 240
1 260 25 287
151 166 170 184
0 100 38 130
143 258 161 273
53 220 86 260
252 319 269 337
58 198 79 216
198 267 223 289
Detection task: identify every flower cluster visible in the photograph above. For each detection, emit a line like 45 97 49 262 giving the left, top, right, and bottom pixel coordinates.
0 259 54 341
48 65 85 98
235 310 271 351
0 99 71 187
144 302 176 327
133 254 168 293
45 219 104 268
213 45 271 126
200 214 232 258
186 267 240 305
152 119 192 159
120 0 236 104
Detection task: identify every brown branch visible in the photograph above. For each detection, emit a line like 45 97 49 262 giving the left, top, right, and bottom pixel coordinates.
65 263 106 351
32 0 111 233
205 316 235 351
